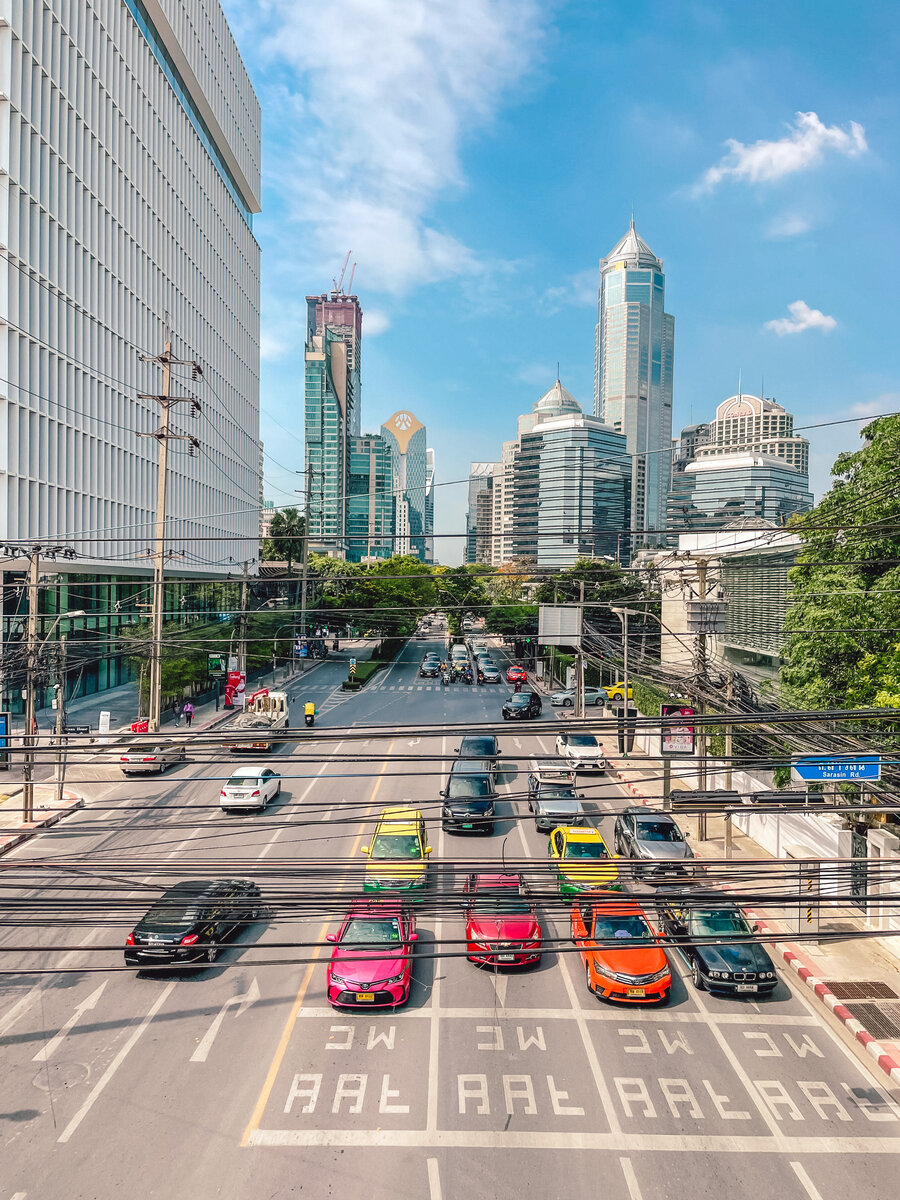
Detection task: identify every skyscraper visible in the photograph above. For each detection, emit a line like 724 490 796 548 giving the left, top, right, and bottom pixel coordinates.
347 434 394 562
425 449 435 564
594 222 674 545
381 411 429 562
304 290 364 554
465 463 497 563
692 394 810 473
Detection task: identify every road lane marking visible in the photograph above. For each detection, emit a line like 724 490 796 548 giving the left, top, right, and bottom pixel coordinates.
790 1161 824 1200
488 973 507 1007
427 1158 442 1200
32 981 108 1062
247 1128 900 1151
190 977 260 1063
620 1157 643 1200
58 981 176 1143
289 1005 821 1024
426 739 446 1133
241 741 395 1147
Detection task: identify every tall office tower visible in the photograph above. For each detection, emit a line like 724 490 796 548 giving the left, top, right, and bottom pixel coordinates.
347 434 393 563
465 463 497 563
424 448 435 564
667 453 813 531
594 222 674 545
693 394 809 473
0 0 261 565
512 381 630 567
381 411 428 562
0 0 260 703
305 290 364 555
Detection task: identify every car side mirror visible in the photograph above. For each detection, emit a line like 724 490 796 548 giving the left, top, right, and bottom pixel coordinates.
425 846 433 855
684 831 691 838
753 923 761 933
409 932 419 942
453 747 460 753
440 789 447 797
326 933 337 943
361 846 370 855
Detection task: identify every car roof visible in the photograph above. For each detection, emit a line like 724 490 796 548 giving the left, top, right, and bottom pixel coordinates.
376 806 424 831
583 899 650 920
345 901 405 919
473 872 521 889
451 758 492 774
159 880 220 900
560 826 604 840
227 765 267 778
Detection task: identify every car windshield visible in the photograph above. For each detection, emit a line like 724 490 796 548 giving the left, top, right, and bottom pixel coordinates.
341 917 402 945
592 914 650 940
564 841 608 859
448 777 493 798
637 821 682 842
690 910 751 937
509 695 530 706
227 775 259 788
566 735 599 748
142 903 202 931
471 892 532 916
540 786 577 800
371 834 421 859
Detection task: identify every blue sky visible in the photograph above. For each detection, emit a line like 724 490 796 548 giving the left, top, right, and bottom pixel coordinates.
223 0 900 563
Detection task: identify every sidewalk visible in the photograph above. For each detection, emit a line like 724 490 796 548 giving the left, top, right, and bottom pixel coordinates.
600 736 900 1085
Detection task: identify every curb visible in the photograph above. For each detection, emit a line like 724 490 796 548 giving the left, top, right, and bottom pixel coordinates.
0 792 85 856
742 914 900 1085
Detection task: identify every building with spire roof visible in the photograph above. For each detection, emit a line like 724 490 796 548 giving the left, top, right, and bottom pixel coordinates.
594 221 674 548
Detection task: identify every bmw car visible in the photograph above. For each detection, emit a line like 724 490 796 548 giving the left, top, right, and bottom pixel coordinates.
658 900 778 995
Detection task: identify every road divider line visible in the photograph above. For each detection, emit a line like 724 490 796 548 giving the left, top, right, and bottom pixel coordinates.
241 740 395 1147
426 738 446 1133
58 981 176 1143
619 1157 643 1200
789 1161 824 1200
427 1158 442 1200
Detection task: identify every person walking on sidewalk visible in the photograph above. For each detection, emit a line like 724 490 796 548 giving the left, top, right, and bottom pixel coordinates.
183 701 194 727
173 701 184 726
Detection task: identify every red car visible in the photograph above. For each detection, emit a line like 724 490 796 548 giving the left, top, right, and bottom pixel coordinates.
506 664 528 684
326 903 417 1008
464 873 542 967
571 898 670 1004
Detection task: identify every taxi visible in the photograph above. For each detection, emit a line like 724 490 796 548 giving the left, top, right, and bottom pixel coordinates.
361 807 432 895
572 898 670 1004
547 825 620 896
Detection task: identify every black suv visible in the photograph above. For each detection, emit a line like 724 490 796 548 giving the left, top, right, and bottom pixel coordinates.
502 691 542 720
456 734 500 760
442 759 496 834
125 879 261 968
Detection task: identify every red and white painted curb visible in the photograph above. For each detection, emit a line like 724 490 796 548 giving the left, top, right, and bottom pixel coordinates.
0 790 84 856
742 910 900 1084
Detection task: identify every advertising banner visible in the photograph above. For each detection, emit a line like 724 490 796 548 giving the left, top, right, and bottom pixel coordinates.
660 703 695 756
224 671 246 708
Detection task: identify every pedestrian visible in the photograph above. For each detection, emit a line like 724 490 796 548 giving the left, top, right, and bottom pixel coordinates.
183 701 194 727
173 700 183 726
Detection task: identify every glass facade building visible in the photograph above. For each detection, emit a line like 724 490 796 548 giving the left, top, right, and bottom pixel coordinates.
347 435 394 562
381 412 429 562
594 223 674 546
425 448 435 564
667 454 813 531
465 463 497 563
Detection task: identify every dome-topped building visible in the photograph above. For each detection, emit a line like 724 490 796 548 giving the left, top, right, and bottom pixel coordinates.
533 378 582 418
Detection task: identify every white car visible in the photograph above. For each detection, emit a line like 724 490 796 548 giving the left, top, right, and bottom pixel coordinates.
550 687 605 708
220 766 281 812
118 739 186 775
555 732 606 772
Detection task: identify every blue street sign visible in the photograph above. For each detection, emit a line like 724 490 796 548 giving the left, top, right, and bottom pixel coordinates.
794 754 881 782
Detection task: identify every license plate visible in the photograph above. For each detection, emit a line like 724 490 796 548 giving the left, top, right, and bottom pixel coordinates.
626 987 645 997
355 992 375 1002
462 823 474 829
497 954 516 963
736 984 757 992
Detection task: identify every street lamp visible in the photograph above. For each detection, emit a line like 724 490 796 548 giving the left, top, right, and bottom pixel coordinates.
22 609 85 823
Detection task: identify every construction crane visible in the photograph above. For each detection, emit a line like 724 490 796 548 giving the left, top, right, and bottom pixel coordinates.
332 250 352 296
347 261 357 294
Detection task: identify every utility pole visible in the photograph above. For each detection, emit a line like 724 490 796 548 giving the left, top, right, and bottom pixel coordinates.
54 636 67 807
724 670 735 859
695 557 709 842
21 550 40 823
138 326 202 733
575 580 586 719
298 471 311 676
239 561 249 682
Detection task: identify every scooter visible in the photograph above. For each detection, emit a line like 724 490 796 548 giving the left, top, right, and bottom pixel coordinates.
304 712 315 727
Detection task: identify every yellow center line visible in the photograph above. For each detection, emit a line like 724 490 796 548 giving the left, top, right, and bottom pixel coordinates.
241 739 395 1147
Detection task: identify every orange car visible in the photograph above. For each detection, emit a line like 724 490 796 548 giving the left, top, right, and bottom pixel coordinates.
571 899 670 1004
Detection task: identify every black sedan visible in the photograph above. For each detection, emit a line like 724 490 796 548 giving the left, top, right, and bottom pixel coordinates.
658 900 778 995
419 660 440 677
125 879 261 968
502 691 542 720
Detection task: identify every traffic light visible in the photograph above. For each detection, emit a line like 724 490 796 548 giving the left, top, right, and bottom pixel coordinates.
524 636 532 644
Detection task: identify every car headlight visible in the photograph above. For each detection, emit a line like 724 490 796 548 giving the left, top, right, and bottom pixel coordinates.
709 970 729 979
330 974 350 988
763 971 776 979
383 973 406 985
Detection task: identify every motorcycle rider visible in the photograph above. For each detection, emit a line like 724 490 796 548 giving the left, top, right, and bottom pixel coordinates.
304 700 316 727
514 678 523 693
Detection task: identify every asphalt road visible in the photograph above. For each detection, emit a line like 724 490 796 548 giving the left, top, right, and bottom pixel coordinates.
1 630 899 1199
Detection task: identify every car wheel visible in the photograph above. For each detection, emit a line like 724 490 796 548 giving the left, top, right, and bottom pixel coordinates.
206 945 218 964
159 760 167 774
275 782 281 797
690 960 704 991
564 698 573 708
585 960 595 995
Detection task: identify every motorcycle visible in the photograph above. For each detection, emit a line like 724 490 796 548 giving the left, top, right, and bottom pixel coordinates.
304 712 315 727
462 669 473 685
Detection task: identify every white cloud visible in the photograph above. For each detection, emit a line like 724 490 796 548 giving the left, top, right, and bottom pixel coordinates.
849 395 900 418
363 309 391 337
764 300 837 336
764 211 813 239
250 0 545 294
694 112 867 194
259 331 290 361
543 268 597 313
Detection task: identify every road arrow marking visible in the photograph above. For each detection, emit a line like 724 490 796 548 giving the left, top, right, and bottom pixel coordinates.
408 738 421 747
32 981 108 1062
488 972 507 1006
191 977 260 1062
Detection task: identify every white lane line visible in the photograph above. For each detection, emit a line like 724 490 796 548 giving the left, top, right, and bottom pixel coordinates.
256 827 283 860
620 1157 642 1200
32 981 108 1062
790 1162 824 1200
426 740 445 1134
58 981 176 1143
291 1005 822 1025
427 1158 442 1200
535 735 549 755
10 1192 27 1200
0 933 106 1036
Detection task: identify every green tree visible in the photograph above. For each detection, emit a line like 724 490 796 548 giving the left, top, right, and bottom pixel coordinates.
533 557 644 643
781 414 900 710
434 565 489 635
263 508 306 572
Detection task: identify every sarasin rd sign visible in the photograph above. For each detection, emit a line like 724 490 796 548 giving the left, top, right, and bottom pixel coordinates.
793 754 881 782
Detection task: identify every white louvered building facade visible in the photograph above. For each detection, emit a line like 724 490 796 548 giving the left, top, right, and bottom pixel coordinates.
0 0 261 570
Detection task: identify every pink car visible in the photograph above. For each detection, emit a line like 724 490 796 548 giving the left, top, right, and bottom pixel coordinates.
326 903 417 1008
